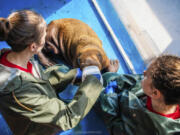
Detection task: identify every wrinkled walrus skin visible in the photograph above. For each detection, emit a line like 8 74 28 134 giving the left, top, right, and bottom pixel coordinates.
38 18 111 71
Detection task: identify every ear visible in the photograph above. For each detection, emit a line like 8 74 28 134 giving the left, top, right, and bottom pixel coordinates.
151 88 162 99
29 43 38 52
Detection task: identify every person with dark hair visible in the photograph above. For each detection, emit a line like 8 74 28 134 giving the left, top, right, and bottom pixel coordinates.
97 55 180 135
0 10 103 135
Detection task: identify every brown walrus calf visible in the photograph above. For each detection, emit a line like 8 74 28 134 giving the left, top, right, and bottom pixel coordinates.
38 18 119 72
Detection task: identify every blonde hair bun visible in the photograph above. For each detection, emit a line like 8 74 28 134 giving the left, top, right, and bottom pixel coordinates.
0 17 12 41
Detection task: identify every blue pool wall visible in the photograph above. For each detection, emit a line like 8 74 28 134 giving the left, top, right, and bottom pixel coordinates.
0 0 146 74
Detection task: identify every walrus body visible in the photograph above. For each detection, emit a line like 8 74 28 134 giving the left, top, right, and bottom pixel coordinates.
38 18 116 71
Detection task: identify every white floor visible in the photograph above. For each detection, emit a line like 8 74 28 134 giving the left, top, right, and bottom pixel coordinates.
111 0 180 62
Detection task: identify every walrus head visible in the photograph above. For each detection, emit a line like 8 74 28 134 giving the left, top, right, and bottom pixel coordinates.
38 25 66 67
42 41 59 58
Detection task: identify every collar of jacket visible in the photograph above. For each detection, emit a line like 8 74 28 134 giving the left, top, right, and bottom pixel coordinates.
0 63 48 94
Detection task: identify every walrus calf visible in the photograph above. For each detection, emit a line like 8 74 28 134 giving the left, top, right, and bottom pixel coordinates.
38 18 119 72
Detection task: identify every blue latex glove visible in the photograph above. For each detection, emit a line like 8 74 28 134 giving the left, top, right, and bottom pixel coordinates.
104 81 118 94
82 66 103 84
75 67 102 83
75 68 82 79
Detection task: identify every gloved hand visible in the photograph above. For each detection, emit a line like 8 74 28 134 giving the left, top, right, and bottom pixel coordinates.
76 66 103 84
104 81 118 94
75 68 82 80
75 66 103 84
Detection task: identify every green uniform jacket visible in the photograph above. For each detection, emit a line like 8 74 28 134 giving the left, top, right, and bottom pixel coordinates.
97 72 180 135
0 58 103 135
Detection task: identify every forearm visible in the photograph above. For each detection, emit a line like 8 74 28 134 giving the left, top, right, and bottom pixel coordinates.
45 65 77 92
68 76 103 118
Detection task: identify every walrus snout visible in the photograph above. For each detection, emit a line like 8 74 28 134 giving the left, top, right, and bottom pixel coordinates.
39 41 62 67
44 41 59 55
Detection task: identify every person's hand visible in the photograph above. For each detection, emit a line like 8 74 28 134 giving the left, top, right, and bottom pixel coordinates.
74 68 82 83
82 66 103 84
104 81 118 94
75 68 82 79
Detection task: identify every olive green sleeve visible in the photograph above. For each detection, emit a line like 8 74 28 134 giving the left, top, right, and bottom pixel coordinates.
103 72 143 94
44 65 77 93
96 73 144 133
10 76 103 131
